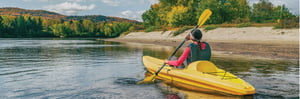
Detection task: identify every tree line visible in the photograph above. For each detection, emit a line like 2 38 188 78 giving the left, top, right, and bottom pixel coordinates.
0 15 136 38
0 0 298 38
142 0 298 28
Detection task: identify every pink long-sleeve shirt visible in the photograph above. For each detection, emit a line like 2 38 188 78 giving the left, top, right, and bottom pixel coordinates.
167 42 206 66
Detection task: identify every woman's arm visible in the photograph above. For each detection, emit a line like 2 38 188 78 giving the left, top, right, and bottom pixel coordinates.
166 47 190 66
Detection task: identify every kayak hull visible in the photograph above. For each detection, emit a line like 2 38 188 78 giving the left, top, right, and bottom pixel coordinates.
142 56 256 95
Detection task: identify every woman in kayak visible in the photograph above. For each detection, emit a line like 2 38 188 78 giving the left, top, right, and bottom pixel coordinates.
165 29 211 68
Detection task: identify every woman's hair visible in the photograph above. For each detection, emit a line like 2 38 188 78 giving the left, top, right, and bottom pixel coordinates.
190 29 202 41
190 29 203 49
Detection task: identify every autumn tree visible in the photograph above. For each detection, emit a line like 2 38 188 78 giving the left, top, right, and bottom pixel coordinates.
142 3 168 28
142 0 297 27
167 5 188 27
251 0 274 23
272 5 294 20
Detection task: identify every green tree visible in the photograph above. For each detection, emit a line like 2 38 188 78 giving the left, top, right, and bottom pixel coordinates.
112 22 132 36
185 0 201 25
198 0 250 24
0 17 2 27
224 0 251 23
273 5 294 20
0 16 3 37
102 24 112 37
142 4 167 27
0 14 135 38
73 20 83 35
196 0 221 24
251 0 274 23
50 24 73 37
13 16 26 37
0 16 14 37
28 17 44 37
82 19 95 33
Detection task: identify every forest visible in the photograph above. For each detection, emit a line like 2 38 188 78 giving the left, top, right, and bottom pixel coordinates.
142 0 298 29
0 0 298 38
0 15 137 38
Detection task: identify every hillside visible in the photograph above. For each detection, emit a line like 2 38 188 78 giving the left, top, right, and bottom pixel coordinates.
65 15 139 23
0 7 66 19
0 7 140 23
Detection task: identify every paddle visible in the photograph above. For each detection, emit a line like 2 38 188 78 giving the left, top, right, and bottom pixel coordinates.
138 9 212 84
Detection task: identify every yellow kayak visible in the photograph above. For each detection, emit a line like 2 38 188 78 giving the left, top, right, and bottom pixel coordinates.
142 56 256 95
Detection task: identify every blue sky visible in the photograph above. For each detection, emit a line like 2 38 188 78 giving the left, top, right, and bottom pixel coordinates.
0 0 298 22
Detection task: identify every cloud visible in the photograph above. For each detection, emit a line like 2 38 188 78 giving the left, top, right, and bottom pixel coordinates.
67 0 95 2
281 0 299 15
149 0 159 4
120 10 145 22
39 0 49 2
22 0 49 2
22 0 89 2
68 0 83 2
22 0 32 2
45 2 96 15
101 0 120 6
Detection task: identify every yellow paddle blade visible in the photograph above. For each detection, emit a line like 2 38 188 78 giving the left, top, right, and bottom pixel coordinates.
197 9 212 27
137 74 156 84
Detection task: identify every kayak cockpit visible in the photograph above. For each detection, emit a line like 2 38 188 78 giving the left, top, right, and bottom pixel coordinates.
187 61 238 80
187 61 218 73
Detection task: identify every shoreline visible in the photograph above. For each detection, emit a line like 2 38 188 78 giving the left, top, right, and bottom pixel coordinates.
104 27 299 60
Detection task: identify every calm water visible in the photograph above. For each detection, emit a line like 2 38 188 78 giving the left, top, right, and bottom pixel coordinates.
0 39 298 99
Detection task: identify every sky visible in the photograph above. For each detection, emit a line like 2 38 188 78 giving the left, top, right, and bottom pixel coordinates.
0 0 298 22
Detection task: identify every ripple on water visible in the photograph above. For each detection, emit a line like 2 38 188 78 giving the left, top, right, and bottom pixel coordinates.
114 78 141 85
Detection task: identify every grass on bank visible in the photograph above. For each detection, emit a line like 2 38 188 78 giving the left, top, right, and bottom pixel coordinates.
171 23 280 36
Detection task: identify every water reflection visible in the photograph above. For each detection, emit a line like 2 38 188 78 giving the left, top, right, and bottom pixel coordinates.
0 39 164 99
0 39 298 99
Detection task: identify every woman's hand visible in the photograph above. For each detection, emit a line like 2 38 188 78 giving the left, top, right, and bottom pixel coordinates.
164 60 169 64
185 35 191 40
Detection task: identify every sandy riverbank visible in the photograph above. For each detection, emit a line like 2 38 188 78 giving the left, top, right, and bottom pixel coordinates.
105 27 299 59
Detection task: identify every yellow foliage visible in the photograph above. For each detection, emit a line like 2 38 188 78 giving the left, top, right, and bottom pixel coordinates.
172 5 188 13
151 3 161 9
167 5 188 26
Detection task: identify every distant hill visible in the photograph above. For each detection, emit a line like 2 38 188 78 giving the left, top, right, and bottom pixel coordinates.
0 7 140 23
65 15 139 23
0 7 66 19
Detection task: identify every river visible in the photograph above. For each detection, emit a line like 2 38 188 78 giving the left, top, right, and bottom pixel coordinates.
0 39 298 99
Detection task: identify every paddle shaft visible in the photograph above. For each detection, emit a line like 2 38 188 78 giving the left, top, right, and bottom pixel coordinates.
138 9 212 84
154 25 199 75
155 39 186 75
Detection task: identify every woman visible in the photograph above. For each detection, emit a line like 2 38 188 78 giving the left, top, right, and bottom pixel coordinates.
165 29 211 67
